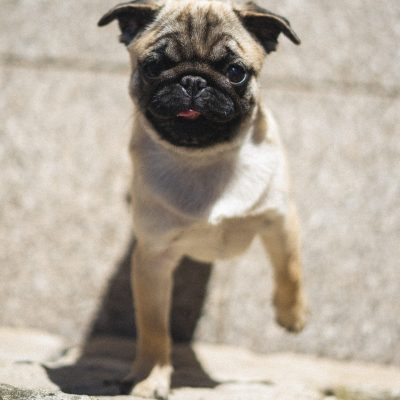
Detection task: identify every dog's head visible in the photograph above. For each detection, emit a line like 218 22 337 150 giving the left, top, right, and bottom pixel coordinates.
99 0 300 150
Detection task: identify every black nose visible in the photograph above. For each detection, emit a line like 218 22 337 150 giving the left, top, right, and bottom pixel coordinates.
180 75 207 95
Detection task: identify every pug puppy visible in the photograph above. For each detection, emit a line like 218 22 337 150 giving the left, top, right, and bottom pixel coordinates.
98 1 306 398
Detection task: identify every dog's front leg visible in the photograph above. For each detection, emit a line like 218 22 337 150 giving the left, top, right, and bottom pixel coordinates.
124 242 179 399
261 203 307 333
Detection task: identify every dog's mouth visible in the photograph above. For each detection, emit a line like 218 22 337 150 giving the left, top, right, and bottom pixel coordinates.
176 109 201 120
143 79 247 148
146 109 241 149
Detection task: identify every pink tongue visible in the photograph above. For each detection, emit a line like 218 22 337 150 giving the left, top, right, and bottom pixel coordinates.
177 109 201 120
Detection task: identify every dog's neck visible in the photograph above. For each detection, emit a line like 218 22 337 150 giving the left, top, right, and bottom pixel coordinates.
130 106 284 225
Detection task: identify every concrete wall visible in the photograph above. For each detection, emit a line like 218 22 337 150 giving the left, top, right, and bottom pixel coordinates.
1 1 399 364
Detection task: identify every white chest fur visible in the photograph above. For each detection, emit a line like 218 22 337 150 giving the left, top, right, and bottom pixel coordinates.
130 109 289 259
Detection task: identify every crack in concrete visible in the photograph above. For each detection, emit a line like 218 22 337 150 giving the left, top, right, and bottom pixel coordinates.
1 52 399 99
263 76 399 99
0 52 128 75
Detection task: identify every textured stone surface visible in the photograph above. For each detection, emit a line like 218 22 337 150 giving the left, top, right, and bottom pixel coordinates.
0 66 132 340
1 1 399 92
1 333 400 400
0 328 65 362
259 0 400 94
1 0 400 367
0 0 124 69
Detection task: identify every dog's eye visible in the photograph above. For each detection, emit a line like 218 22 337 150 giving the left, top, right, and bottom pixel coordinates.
226 64 247 85
142 60 164 79
141 55 176 79
142 58 170 79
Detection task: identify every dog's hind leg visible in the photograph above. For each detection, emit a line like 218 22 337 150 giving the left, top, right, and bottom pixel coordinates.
122 243 180 399
260 203 307 333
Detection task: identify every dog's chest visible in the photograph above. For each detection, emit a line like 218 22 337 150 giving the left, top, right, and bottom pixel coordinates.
131 122 288 256
133 131 281 215
173 216 269 262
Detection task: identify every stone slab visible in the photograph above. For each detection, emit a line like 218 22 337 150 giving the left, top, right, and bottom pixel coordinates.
0 0 123 70
260 0 400 94
0 1 399 93
0 66 132 341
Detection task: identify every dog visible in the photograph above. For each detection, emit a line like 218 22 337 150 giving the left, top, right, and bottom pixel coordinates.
98 1 306 398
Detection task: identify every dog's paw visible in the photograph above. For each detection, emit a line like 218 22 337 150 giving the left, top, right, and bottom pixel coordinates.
276 304 307 333
121 364 172 400
274 294 307 333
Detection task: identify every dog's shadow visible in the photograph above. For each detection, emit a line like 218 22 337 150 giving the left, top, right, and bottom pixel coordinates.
45 238 219 395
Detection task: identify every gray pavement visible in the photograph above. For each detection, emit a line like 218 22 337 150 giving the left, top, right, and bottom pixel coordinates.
0 329 400 400
0 0 399 369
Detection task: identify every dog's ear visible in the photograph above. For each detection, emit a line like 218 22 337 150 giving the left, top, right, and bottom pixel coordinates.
98 0 160 46
235 1 300 54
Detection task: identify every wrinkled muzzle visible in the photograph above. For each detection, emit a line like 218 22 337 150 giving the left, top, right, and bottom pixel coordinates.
148 74 237 123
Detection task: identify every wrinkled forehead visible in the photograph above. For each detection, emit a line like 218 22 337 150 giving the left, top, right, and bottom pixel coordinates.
132 0 264 68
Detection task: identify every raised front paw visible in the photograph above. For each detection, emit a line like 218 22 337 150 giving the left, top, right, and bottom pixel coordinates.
274 293 307 333
121 363 173 400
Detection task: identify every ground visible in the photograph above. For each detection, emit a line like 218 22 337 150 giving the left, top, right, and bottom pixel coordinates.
0 329 399 400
